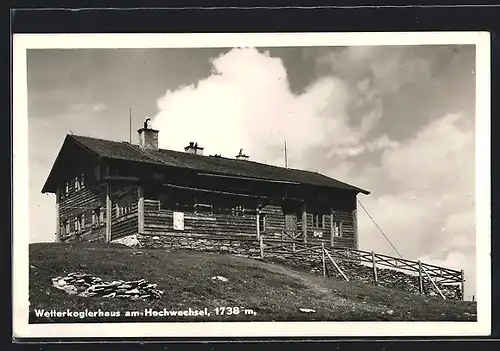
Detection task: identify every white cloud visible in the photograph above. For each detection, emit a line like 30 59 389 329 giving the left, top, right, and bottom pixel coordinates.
152 48 389 166
152 47 476 299
352 112 475 298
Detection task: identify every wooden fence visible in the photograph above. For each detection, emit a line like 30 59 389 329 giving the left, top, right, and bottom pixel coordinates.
139 232 465 301
259 237 465 301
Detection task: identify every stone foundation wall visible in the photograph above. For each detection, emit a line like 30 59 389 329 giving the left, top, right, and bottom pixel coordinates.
264 253 462 300
130 234 462 301
137 234 262 257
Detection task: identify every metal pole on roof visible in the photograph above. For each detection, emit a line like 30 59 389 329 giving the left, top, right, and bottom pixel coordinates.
129 108 132 143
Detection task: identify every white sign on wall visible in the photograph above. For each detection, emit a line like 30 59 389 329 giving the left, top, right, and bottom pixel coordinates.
313 230 323 238
173 212 185 230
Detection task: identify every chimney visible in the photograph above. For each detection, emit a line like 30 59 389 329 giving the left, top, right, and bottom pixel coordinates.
184 141 204 155
236 148 249 160
137 117 159 150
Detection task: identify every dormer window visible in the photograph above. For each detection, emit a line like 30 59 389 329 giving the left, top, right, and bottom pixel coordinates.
65 182 69 196
80 173 85 189
75 177 80 191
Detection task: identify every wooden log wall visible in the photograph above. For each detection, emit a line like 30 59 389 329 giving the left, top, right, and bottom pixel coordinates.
303 211 356 248
110 184 139 240
330 210 356 249
58 182 107 243
143 199 257 238
264 210 355 249
260 204 285 237
141 197 356 250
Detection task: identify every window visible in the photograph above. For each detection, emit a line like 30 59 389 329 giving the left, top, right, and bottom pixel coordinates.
75 177 80 191
74 217 80 232
60 221 66 238
332 221 343 237
99 207 105 225
160 191 194 212
232 205 245 216
92 210 97 227
80 173 85 189
116 199 133 217
312 213 324 228
259 214 267 232
65 220 70 235
194 203 212 214
74 214 85 233
92 207 104 226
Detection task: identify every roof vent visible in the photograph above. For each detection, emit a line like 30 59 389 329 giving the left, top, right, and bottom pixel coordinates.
184 141 204 155
236 148 249 160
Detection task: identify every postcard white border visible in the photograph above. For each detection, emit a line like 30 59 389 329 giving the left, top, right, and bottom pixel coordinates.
13 32 491 339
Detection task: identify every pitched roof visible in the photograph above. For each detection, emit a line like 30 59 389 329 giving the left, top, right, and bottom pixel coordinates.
67 134 370 195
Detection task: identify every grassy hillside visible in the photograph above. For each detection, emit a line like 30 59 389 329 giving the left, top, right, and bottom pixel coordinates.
29 242 477 323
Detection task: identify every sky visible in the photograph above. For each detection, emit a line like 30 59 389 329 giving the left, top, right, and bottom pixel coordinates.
27 45 476 299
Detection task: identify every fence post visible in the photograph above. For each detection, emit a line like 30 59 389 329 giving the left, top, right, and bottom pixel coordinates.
259 236 264 259
256 209 260 240
302 203 307 243
418 260 424 294
321 242 326 277
371 251 378 285
461 269 465 301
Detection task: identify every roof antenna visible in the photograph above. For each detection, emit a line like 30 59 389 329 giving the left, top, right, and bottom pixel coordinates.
284 141 288 168
129 108 132 143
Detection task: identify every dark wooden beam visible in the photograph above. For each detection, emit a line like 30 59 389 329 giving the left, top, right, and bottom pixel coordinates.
198 172 301 185
162 182 269 199
55 188 60 242
103 175 139 181
330 209 334 248
353 208 359 250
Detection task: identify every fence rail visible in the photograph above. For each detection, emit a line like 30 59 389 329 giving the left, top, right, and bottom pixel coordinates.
139 232 465 301
260 237 465 300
